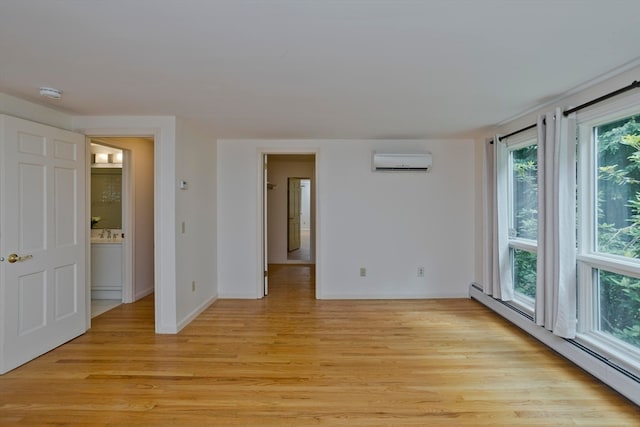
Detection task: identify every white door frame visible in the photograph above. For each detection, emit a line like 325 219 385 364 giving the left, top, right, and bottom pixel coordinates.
72 116 178 333
259 149 319 298
121 149 134 303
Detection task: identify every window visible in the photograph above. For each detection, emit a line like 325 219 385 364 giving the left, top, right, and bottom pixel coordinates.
596 270 640 347
512 248 536 300
508 139 538 308
578 109 640 370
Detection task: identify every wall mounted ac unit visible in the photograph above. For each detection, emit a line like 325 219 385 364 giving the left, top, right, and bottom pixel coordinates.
372 152 432 172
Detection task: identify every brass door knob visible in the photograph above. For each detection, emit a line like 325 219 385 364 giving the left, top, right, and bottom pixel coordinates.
7 253 33 263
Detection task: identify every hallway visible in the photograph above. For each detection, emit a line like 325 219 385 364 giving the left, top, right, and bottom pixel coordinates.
286 229 311 261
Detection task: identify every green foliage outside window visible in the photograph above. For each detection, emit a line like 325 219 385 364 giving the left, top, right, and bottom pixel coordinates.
512 145 538 240
511 144 538 300
598 270 640 346
513 249 536 299
595 115 640 347
508 115 640 348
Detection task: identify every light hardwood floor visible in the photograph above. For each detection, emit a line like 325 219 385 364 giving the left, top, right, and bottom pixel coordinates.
1 264 638 425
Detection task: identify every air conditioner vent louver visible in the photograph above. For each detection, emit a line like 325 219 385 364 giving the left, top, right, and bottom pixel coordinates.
372 152 432 172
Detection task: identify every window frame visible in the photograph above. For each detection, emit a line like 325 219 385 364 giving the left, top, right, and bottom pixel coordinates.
505 131 538 313
576 97 640 374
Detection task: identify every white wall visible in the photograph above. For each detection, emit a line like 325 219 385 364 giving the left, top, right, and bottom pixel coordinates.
0 93 72 130
175 118 218 329
217 139 476 299
267 156 315 264
473 139 485 282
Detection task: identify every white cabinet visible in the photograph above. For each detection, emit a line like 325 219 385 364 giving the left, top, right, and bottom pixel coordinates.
91 243 123 300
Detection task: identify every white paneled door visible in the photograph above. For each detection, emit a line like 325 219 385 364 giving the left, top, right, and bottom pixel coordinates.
263 154 268 296
288 178 301 252
0 115 86 374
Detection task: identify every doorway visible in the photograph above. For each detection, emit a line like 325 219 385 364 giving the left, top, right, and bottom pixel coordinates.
264 154 316 296
89 142 125 317
88 137 155 318
287 178 311 262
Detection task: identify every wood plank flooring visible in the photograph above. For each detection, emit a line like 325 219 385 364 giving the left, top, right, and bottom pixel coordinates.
1 264 638 425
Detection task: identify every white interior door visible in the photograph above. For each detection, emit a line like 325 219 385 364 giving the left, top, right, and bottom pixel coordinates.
0 115 86 374
288 178 301 251
263 154 268 296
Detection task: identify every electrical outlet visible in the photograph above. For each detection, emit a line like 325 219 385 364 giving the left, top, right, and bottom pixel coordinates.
417 267 425 277
360 267 366 277
192 280 196 291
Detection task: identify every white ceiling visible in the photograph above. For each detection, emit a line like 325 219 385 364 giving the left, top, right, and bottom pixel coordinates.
1 0 640 139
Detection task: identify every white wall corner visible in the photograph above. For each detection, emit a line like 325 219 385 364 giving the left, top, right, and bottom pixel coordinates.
175 294 218 333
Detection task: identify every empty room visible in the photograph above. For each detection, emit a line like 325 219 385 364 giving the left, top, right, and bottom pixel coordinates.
1 1 640 425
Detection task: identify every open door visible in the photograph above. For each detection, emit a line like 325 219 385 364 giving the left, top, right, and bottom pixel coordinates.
288 177 302 252
0 115 87 373
263 154 269 296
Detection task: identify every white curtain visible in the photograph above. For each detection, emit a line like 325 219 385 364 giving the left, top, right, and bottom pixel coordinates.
483 137 513 301
482 139 496 295
535 108 577 338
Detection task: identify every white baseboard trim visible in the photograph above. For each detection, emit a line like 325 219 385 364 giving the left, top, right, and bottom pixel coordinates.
469 283 640 406
175 293 218 333
134 286 154 301
319 292 468 300
91 289 122 300
218 292 262 299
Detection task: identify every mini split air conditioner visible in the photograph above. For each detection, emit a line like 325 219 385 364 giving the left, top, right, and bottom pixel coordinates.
372 152 432 172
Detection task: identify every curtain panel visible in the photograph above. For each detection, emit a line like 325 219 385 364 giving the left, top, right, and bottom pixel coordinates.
535 109 577 338
484 109 577 338
483 137 513 301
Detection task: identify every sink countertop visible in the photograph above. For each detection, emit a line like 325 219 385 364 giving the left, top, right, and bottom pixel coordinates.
91 237 123 244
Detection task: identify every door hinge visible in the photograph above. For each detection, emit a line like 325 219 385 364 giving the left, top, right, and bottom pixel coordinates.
264 270 268 277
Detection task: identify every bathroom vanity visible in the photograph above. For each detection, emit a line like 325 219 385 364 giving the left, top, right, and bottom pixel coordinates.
91 229 123 300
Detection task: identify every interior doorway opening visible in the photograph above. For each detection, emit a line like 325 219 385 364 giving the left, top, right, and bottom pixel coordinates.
287 178 311 262
88 136 155 319
263 153 316 297
89 142 125 317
